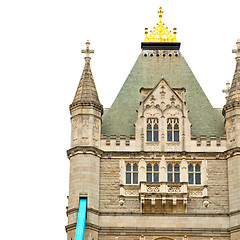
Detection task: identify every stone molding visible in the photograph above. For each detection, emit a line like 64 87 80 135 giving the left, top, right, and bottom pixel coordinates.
67 146 103 159
70 101 103 114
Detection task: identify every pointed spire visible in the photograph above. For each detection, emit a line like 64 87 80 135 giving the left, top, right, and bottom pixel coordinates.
70 40 103 113
223 40 240 116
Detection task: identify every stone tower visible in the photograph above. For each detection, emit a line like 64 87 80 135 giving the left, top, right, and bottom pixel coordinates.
223 39 240 240
66 7 240 240
66 40 103 240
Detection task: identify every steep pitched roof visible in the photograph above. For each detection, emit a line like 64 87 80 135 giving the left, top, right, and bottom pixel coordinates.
226 61 240 104
101 49 225 138
226 40 240 106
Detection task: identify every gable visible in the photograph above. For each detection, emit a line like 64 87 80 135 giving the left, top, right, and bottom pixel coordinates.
143 78 183 106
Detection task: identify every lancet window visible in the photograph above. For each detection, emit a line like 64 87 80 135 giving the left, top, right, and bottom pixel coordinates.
126 163 138 184
146 163 159 183
167 118 179 142
147 118 159 141
167 163 180 183
188 163 201 185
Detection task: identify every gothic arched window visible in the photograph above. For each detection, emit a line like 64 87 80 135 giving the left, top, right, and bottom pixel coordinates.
167 163 180 183
188 163 201 185
167 118 179 142
126 163 138 184
147 118 159 141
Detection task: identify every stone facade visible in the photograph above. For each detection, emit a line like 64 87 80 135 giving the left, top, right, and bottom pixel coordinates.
66 30 240 240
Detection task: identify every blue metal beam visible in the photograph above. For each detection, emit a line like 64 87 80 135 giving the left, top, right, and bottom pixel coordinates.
75 198 87 240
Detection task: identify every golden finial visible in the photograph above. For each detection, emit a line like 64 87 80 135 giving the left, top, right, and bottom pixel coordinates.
158 7 164 24
144 7 177 43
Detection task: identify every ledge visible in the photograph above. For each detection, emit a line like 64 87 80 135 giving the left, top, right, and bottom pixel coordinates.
67 146 103 159
141 42 181 50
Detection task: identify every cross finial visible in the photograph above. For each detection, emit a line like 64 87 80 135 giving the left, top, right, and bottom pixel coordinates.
222 80 230 101
144 7 177 43
158 7 164 23
81 40 94 61
232 39 240 59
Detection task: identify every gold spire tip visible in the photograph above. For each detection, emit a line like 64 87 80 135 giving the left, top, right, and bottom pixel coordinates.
144 7 177 43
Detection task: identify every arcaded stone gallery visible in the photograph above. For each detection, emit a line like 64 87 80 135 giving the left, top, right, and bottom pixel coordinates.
65 7 240 240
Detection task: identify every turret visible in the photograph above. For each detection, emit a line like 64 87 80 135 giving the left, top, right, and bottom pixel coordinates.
223 39 240 240
66 41 102 240
223 39 240 148
70 40 103 148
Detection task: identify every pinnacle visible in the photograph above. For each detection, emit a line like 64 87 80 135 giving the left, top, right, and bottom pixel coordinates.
226 61 240 105
223 41 240 114
70 57 102 112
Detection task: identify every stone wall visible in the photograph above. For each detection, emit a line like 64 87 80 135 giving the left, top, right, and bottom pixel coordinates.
100 156 229 214
100 157 140 212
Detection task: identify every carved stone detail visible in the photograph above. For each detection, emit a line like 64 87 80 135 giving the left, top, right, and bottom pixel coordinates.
188 189 203 197
167 186 181 193
147 186 161 193
125 189 139 196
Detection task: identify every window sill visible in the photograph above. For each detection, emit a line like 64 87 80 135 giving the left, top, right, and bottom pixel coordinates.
167 141 180 144
146 141 160 145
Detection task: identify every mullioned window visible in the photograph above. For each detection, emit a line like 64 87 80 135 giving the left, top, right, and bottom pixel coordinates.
147 118 159 141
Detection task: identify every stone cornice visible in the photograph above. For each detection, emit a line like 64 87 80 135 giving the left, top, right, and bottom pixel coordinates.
66 147 227 160
101 151 226 159
65 223 100 232
66 207 99 216
229 224 240 233
223 101 240 117
224 147 240 158
99 211 229 217
66 207 78 216
230 209 240 216
65 223 76 232
70 101 103 115
99 226 229 236
67 146 103 159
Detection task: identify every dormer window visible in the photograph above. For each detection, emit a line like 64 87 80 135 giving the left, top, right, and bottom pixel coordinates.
147 118 159 141
167 118 179 142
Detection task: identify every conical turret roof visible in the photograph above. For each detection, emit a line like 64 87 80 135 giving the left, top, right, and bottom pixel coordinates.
70 41 102 112
224 40 240 108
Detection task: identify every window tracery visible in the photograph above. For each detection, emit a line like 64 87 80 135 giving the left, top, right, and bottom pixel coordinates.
147 118 159 141
167 118 179 142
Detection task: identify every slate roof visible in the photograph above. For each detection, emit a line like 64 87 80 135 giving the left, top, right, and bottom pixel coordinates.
70 59 102 111
101 47 225 138
226 61 240 105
